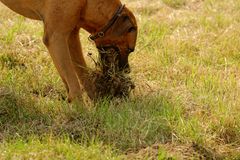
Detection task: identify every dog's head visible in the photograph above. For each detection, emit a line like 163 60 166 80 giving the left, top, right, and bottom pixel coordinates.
91 5 138 73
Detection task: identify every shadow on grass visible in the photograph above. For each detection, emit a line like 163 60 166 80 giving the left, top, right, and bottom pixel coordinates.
0 92 182 152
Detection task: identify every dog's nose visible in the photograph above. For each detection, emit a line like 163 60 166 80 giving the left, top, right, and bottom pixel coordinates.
128 48 135 53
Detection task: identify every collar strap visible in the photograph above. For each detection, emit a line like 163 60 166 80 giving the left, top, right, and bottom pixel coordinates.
89 4 125 41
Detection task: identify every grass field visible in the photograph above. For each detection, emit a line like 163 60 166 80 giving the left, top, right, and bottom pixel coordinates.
1 0 240 159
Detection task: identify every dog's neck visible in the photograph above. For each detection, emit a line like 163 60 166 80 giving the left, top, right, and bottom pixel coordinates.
80 0 122 34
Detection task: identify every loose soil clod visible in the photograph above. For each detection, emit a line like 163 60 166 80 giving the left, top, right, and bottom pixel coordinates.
88 47 135 99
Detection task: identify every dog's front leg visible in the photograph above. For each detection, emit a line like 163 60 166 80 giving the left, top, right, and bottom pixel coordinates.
68 28 95 100
43 29 82 102
40 0 87 102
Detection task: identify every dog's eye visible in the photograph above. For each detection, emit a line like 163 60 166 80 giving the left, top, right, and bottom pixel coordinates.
128 27 136 33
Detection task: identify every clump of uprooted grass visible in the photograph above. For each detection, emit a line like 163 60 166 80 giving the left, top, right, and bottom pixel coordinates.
88 47 135 99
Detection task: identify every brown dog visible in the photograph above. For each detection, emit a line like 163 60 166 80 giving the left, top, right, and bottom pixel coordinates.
0 0 138 102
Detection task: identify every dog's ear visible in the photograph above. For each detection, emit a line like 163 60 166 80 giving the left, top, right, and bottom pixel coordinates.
111 15 133 36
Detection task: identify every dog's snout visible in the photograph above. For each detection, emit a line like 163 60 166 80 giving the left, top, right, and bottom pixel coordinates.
128 48 135 53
